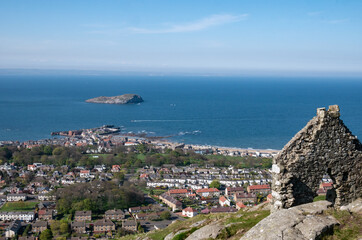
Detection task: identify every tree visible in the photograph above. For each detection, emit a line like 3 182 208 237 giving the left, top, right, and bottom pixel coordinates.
52 147 63 156
59 222 69 234
39 229 53 240
50 221 61 235
209 180 221 189
160 211 171 220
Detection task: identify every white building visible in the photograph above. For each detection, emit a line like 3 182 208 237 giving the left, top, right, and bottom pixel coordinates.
182 207 198 218
7 194 27 202
0 212 35 222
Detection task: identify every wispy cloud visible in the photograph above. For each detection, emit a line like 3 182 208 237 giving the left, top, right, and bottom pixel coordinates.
324 18 350 24
128 14 248 34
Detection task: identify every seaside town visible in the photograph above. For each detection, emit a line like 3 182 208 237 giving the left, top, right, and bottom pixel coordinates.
0 125 334 239
0 125 279 158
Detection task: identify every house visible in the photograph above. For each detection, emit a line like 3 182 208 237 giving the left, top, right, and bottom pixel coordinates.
320 182 333 191
38 209 53 220
105 209 125 221
135 212 161 221
94 165 106 172
129 206 152 213
5 220 22 238
71 221 87 233
210 207 237 214
111 165 121 173
317 182 333 195
219 196 230 207
225 187 245 197
38 194 55 201
93 219 115 233
7 194 27 201
74 211 91 221
79 170 90 178
200 208 210 214
196 188 220 197
182 207 198 218
247 184 271 194
32 221 48 232
266 193 272 202
234 192 257 204
124 142 139 146
236 202 247 210
122 220 138 232
27 165 37 171
0 211 35 222
168 188 190 197
159 193 182 212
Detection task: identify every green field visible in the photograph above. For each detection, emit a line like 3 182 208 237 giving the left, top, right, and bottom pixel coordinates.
0 201 39 211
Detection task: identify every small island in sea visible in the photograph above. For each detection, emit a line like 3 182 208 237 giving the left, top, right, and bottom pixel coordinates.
85 94 143 104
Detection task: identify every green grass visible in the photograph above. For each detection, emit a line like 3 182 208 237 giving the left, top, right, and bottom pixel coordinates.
137 154 146 160
322 209 362 240
118 209 271 240
313 195 326 202
1 201 39 211
172 227 198 240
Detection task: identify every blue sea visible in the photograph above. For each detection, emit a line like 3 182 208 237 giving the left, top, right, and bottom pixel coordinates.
1 74 362 149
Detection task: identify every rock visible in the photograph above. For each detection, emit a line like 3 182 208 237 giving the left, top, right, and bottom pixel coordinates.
164 232 175 240
85 94 143 104
165 229 189 240
185 223 224 240
293 200 333 214
190 219 206 228
240 201 339 240
295 215 339 240
340 198 362 213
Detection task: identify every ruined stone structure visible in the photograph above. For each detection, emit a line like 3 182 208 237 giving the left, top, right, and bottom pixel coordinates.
271 105 362 211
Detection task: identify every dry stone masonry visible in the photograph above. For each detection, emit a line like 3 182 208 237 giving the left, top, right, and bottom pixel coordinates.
271 105 362 211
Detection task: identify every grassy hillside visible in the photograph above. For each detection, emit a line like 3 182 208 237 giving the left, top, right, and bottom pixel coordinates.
119 209 270 240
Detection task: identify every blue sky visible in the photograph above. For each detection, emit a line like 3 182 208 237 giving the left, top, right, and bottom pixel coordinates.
1 0 362 75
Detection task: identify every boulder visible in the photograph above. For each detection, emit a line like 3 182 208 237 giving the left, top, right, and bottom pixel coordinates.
340 198 362 213
240 201 339 240
185 223 224 240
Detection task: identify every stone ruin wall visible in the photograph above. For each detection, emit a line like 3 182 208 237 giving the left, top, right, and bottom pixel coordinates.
271 105 362 212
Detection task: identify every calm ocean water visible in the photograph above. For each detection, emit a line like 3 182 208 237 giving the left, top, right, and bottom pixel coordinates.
1 75 362 149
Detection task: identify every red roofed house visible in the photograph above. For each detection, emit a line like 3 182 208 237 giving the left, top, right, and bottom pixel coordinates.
236 202 247 210
320 182 333 190
267 193 272 202
140 173 148 180
317 182 333 195
38 209 53 220
182 207 198 218
247 184 271 194
196 188 220 197
219 196 230 207
111 165 121 173
168 189 190 197
27 165 37 171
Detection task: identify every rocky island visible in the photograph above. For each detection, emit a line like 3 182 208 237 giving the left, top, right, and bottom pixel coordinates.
85 94 143 104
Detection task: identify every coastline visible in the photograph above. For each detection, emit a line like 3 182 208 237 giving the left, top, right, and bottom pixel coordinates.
0 126 280 158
